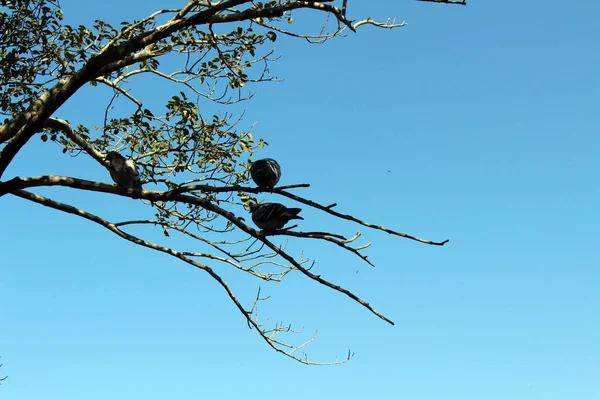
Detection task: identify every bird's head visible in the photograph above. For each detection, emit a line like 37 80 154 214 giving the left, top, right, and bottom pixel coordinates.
105 151 122 161
249 203 260 213
105 151 125 168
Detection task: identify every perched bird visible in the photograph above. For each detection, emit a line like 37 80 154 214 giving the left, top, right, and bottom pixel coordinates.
250 158 281 189
249 202 303 230
105 151 143 190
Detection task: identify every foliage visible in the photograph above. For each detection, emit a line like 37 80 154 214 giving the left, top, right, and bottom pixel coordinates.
0 0 459 364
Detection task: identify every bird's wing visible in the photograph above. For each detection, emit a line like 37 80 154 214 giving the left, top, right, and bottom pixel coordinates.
109 169 123 185
124 159 142 188
253 203 280 221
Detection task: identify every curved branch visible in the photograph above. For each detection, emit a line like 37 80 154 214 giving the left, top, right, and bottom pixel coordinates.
277 188 449 246
0 176 448 246
0 68 96 177
114 219 293 281
10 188 347 365
95 77 143 109
266 229 374 267
1 175 394 324
43 118 106 165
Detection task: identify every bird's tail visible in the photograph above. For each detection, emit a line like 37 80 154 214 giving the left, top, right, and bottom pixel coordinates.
285 208 303 220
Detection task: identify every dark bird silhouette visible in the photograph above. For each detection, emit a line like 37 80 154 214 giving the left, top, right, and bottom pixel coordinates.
105 151 143 190
250 158 281 189
249 202 303 230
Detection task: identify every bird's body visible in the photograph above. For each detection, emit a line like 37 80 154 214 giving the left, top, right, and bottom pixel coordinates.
249 202 303 230
105 151 143 190
250 158 281 189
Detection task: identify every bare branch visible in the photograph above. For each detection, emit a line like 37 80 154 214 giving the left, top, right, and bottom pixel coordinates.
276 188 449 246
94 77 143 109
266 229 374 267
10 188 346 365
1 175 394 325
1 176 448 246
353 17 406 30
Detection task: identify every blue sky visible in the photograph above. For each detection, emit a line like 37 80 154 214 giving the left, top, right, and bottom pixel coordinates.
1 1 599 399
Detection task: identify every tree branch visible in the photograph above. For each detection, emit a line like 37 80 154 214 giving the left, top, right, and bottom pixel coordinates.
1 175 394 325
353 17 406 30
277 188 449 246
94 77 143 110
11 188 349 365
167 182 448 246
0 176 448 246
266 229 374 267
114 219 295 281
0 69 96 177
43 118 106 165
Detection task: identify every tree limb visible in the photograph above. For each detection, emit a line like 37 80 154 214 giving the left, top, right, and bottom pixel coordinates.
10 188 350 365
43 118 106 165
167 183 448 246
1 175 394 324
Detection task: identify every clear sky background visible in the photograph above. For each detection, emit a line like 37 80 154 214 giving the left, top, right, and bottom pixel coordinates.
1 1 599 399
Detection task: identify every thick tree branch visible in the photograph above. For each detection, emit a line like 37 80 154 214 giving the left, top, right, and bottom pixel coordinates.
0 176 448 246
0 68 98 177
0 1 245 169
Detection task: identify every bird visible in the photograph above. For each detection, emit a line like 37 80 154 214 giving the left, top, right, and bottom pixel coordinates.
249 202 303 230
105 151 143 191
250 158 281 189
